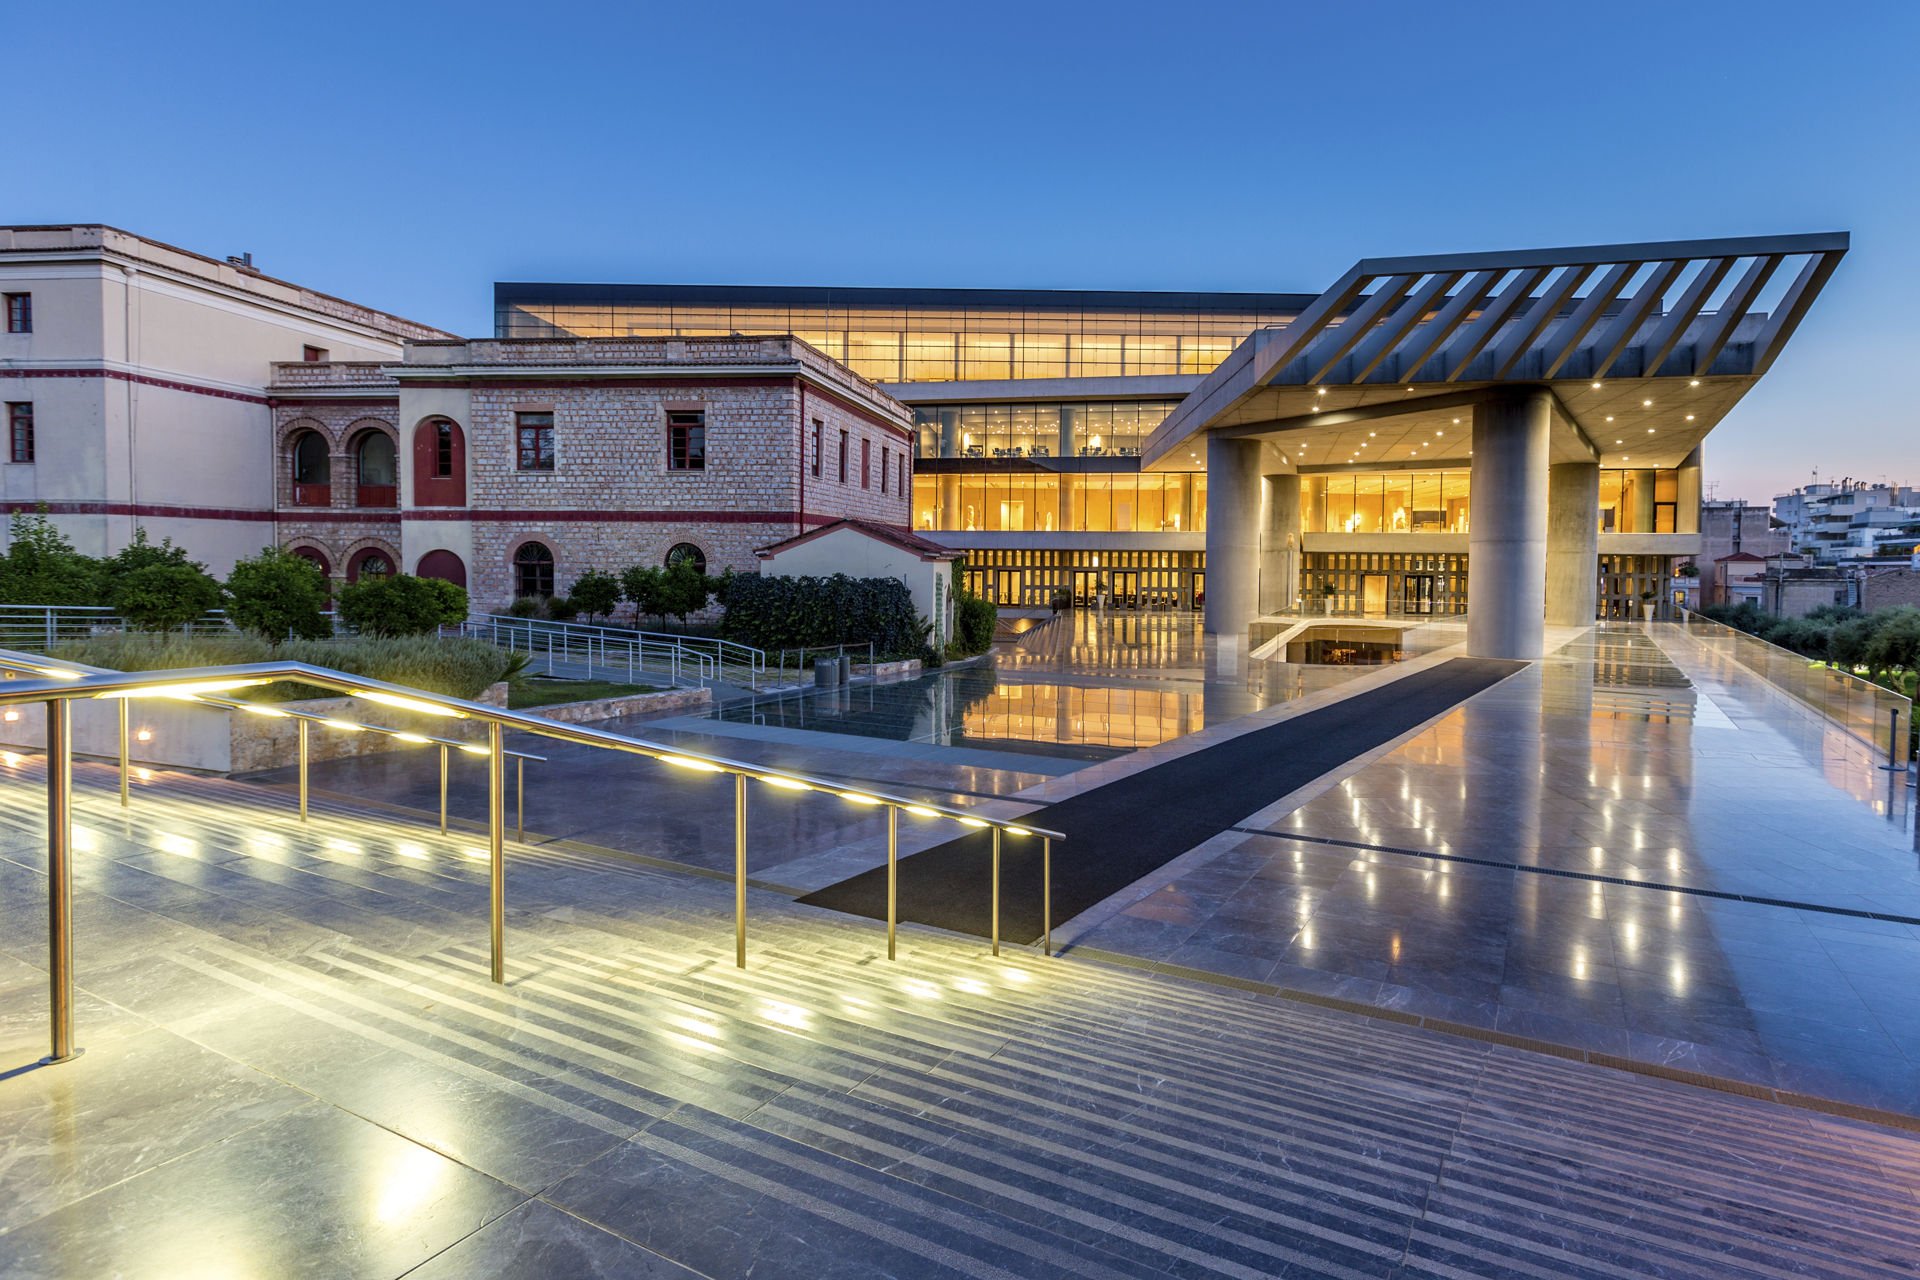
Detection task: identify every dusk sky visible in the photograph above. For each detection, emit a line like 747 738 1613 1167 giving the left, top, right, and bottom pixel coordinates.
10 0 1915 502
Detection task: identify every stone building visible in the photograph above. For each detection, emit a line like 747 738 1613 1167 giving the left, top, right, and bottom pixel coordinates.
267 336 912 607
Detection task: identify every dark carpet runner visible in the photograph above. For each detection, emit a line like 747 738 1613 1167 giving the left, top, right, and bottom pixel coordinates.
797 657 1526 944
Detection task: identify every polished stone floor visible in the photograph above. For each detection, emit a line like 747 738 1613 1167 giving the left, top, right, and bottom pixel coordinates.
3 764 1919 1277
1067 625 1920 1115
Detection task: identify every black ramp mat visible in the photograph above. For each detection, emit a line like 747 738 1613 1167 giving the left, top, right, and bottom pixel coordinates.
797 657 1527 944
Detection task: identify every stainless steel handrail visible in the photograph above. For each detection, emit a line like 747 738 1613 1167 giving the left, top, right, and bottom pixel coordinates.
0 655 1062 1067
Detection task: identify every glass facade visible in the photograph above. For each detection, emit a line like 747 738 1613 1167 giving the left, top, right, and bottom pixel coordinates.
1302 471 1472 534
959 548 1203 609
1302 552 1471 617
913 470 1205 534
497 298 1297 385
1598 468 1683 533
913 400 1178 459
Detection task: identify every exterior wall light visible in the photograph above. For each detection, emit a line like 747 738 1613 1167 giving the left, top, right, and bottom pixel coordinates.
135 729 153 742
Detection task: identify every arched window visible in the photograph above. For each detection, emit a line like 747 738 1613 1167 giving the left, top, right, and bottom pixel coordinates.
416 548 467 588
347 547 394 583
291 545 331 578
355 432 397 508
665 542 707 575
290 431 331 506
412 417 467 506
514 542 555 598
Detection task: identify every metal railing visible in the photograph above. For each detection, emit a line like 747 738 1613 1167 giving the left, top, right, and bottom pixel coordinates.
1678 611 1913 768
0 603 237 651
449 614 768 691
0 653 1063 1067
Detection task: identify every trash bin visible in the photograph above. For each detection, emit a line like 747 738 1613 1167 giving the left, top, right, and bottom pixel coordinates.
814 657 841 688
838 655 853 684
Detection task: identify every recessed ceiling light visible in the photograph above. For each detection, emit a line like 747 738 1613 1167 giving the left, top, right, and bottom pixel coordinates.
1642 399 1653 407
1647 427 1656 434
1452 417 1460 424
1689 379 1701 387
1316 388 1326 396
1685 413 1696 421
1615 439 1623 444
1605 416 1614 422
1622 456 1630 461
1591 381 1603 390
1435 430 1444 437
1369 431 1377 437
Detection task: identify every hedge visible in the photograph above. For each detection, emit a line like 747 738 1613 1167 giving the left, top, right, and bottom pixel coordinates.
717 573 925 656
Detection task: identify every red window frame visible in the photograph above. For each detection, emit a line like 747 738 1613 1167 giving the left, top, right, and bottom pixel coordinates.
838 430 849 483
861 438 871 489
880 445 889 494
516 411 555 471
811 420 823 478
667 410 706 471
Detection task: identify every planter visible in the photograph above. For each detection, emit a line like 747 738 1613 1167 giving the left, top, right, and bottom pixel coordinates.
1641 603 1656 622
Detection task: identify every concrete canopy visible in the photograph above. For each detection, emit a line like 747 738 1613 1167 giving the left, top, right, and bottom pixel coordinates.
1142 232 1848 472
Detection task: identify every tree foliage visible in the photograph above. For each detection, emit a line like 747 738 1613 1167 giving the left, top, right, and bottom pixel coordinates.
226 546 333 641
0 511 105 607
111 563 223 631
569 569 622 624
337 573 469 638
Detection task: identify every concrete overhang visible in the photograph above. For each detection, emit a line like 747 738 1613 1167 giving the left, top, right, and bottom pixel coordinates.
1141 232 1848 474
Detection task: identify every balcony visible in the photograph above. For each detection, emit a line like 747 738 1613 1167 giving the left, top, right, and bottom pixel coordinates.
355 483 397 509
290 483 331 508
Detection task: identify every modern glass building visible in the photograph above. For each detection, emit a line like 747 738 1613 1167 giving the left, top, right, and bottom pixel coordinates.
495 283 1307 611
496 233 1845 658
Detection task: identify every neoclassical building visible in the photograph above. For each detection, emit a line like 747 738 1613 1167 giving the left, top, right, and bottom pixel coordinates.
267 336 911 605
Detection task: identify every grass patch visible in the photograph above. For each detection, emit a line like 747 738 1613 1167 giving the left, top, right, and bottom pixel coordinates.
509 678 661 710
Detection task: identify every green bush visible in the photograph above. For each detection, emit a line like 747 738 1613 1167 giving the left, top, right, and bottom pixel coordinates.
506 596 542 618
546 595 579 621
111 562 223 631
226 546 332 640
570 569 622 624
662 563 711 624
337 573 468 637
50 632 517 702
719 573 923 656
955 595 997 655
0 511 105 607
621 564 665 624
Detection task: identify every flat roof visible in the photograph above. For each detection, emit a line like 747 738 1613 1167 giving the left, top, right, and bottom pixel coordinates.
495 281 1317 314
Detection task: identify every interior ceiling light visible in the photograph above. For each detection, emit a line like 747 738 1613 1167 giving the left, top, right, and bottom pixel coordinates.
1647 427 1656 433
1689 379 1701 387
1606 416 1615 422
1642 398 1653 407
1685 413 1696 421
1591 382 1604 390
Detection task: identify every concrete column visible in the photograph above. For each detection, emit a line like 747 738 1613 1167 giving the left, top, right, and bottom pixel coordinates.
1260 471 1300 615
1546 462 1599 627
1058 474 1077 532
1676 446 1702 534
1204 436 1262 637
1629 468 1656 533
1467 389 1551 659
939 475 960 529
1058 404 1082 459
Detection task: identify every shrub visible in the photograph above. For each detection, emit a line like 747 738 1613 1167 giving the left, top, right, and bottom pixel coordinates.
662 563 711 624
102 528 200 586
111 562 223 631
49 632 517 702
569 569 622 624
621 564 665 625
225 546 332 640
955 595 997 655
337 573 468 637
546 595 579 622
0 511 106 607
719 573 923 655
506 596 542 618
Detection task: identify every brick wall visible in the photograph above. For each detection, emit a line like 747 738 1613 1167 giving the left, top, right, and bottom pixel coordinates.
1863 569 1920 612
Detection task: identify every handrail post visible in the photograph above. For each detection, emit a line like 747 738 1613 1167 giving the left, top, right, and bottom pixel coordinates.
488 721 505 983
516 756 526 843
990 825 1001 957
886 804 898 961
297 719 309 822
117 698 130 808
1043 837 1052 957
46 697 76 1063
438 744 449 834
734 772 748 968
1883 706 1906 772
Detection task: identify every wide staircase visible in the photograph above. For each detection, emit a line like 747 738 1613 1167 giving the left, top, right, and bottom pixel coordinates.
2 761 1917 1278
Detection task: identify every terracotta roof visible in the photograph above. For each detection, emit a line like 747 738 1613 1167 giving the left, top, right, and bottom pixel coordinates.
754 518 961 562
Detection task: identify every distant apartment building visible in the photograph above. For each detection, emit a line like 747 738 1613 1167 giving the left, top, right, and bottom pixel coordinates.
1772 479 1920 568
0 225 450 572
1696 498 1788 606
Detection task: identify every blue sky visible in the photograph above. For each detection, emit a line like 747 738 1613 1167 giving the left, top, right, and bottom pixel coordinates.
10 0 1915 501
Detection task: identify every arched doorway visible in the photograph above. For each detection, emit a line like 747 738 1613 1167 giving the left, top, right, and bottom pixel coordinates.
416 548 468 588
412 417 467 506
354 431 397 508
290 431 331 506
